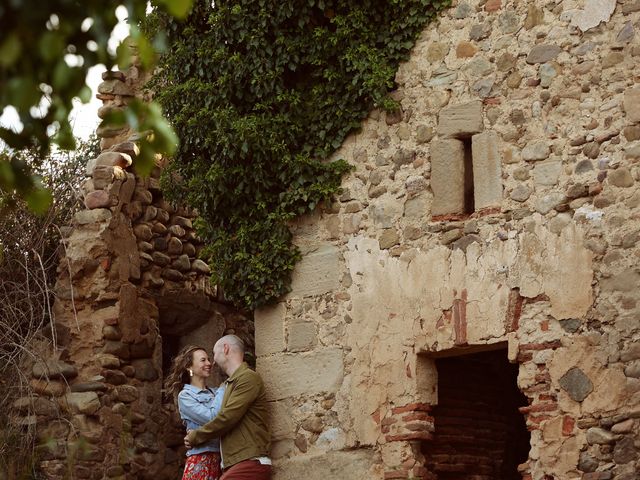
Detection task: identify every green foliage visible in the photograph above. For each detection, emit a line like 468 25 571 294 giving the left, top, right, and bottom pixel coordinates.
150 0 449 309
0 0 192 210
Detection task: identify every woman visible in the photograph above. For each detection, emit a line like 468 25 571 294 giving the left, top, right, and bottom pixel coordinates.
165 345 225 480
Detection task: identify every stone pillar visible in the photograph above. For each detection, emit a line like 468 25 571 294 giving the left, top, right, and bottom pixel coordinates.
9 63 246 480
472 130 502 210
431 138 466 216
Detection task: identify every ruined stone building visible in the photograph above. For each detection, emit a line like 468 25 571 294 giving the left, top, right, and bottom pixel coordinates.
12 1 640 480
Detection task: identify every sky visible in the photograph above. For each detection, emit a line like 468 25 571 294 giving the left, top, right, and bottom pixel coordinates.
68 65 109 140
0 7 130 143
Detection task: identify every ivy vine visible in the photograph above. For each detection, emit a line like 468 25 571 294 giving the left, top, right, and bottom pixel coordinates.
148 0 449 309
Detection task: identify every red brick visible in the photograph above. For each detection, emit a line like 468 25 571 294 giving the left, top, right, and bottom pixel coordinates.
506 289 523 332
413 466 431 478
583 473 611 480
384 470 409 479
382 417 398 426
475 206 501 216
538 393 557 402
519 402 557 414
402 458 416 469
527 414 553 423
391 403 432 415
483 97 502 105
100 257 112 271
562 415 575 435
524 294 549 303
372 409 381 424
534 372 551 383
526 414 552 429
485 0 501 12
401 412 433 422
517 352 533 362
519 340 562 351
385 432 433 442
523 383 550 393
431 213 469 222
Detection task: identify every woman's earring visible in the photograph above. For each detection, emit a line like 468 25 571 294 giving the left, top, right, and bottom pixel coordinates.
188 369 193 377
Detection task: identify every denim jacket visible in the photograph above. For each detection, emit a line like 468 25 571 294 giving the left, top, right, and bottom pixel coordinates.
178 383 225 456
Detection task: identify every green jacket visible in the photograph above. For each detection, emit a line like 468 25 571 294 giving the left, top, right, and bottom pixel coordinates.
187 362 270 468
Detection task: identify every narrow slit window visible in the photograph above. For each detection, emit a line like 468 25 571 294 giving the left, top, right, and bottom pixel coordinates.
431 131 502 218
463 137 474 214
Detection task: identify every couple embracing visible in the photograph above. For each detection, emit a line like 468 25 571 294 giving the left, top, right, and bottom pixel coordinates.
165 335 271 480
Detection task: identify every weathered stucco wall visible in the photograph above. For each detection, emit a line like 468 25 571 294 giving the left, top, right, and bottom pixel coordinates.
256 1 640 479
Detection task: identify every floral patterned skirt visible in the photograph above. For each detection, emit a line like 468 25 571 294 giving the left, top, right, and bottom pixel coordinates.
183 452 222 480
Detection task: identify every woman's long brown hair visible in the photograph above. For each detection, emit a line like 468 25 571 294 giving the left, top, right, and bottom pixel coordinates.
164 344 207 406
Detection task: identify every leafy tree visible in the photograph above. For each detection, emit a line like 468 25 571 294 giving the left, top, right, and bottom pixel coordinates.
149 0 449 309
0 0 193 211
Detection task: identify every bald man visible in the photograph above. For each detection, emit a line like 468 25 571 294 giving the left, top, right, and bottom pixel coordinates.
185 335 271 479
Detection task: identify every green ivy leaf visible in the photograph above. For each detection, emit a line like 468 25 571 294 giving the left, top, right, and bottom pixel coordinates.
0 160 16 189
77 85 92 104
24 186 53 215
148 0 449 309
157 0 194 19
53 121 76 150
0 33 22 68
116 37 136 70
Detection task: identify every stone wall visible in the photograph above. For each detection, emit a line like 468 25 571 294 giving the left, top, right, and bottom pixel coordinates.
256 1 640 479
10 63 250 480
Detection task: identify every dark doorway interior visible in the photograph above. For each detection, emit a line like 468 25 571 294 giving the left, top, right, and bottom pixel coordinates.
422 349 530 480
462 138 474 214
161 333 181 378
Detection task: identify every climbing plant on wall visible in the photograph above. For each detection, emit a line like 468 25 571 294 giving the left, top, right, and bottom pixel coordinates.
149 0 450 309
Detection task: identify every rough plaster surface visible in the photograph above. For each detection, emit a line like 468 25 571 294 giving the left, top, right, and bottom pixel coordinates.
255 303 287 356
258 348 344 400
570 0 617 32
254 1 638 476
273 450 380 480
288 245 341 298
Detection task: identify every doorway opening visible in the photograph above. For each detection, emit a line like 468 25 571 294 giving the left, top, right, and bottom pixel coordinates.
422 347 530 479
155 292 228 478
